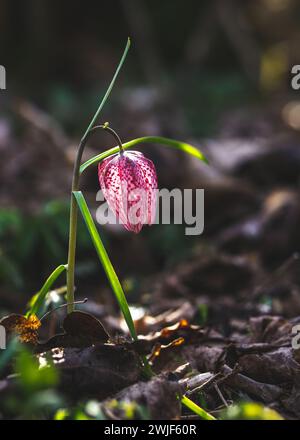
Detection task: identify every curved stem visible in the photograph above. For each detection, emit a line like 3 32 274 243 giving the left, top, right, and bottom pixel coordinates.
66 133 90 313
66 125 123 313
101 124 124 153
65 38 130 313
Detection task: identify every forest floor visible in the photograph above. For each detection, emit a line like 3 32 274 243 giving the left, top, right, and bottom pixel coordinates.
1 103 300 420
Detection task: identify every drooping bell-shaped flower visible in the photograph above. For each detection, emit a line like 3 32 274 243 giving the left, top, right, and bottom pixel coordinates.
98 150 158 233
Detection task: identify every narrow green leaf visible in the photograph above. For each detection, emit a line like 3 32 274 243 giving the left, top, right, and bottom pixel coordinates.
181 395 216 420
82 37 131 140
27 264 67 317
80 136 208 174
73 191 138 341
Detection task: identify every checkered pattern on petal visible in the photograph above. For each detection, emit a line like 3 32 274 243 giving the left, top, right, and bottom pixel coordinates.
98 150 158 233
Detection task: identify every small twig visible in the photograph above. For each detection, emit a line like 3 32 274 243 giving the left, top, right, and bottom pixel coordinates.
181 414 200 420
216 364 241 387
214 383 228 407
14 100 70 153
40 298 88 322
219 365 283 403
101 404 121 421
253 252 300 299
183 372 221 396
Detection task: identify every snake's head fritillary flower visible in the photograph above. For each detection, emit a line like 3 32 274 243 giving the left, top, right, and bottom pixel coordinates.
98 151 158 233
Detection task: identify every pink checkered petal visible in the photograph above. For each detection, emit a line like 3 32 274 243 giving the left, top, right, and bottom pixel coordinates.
98 150 158 233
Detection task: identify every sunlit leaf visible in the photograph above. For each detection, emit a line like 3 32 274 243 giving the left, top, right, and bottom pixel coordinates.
80 136 208 174
27 264 67 317
181 395 216 420
73 191 137 341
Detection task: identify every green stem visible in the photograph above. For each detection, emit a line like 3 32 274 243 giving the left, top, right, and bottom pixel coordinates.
100 123 124 153
66 39 130 313
181 395 216 420
66 136 88 313
66 126 123 313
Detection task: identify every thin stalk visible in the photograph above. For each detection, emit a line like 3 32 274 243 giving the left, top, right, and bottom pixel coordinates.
66 127 123 313
66 135 89 313
66 39 130 313
100 123 124 153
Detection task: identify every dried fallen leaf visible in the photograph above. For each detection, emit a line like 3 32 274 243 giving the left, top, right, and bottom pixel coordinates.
148 337 185 364
38 344 141 399
38 311 109 350
103 375 182 420
0 314 41 344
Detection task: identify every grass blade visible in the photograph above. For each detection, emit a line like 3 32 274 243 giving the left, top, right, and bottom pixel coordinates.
27 264 67 317
80 136 208 174
73 190 137 341
82 37 131 140
181 395 216 420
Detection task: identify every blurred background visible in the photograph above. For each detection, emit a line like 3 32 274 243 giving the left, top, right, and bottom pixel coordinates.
1 0 300 319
